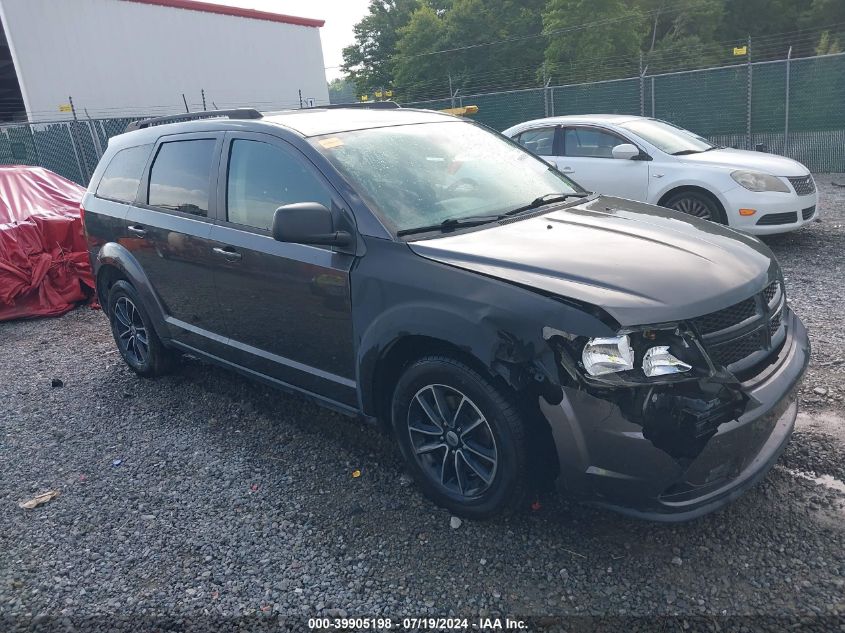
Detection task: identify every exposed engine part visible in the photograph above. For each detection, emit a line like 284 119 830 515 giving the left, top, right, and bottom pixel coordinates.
639 383 747 461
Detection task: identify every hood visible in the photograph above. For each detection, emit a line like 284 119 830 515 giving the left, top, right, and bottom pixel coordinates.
409 196 778 327
678 147 809 177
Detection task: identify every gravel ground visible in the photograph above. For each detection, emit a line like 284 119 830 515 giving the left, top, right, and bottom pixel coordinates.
1 177 844 630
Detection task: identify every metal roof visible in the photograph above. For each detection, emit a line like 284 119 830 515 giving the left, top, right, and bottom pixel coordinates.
120 0 324 27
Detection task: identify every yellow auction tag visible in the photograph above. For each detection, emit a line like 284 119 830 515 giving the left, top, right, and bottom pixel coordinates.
318 137 344 149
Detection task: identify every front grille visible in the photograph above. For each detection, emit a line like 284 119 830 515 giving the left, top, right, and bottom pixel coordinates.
769 307 783 336
691 280 784 372
757 212 797 226
788 175 816 196
802 205 816 220
708 330 765 367
692 297 756 334
762 279 780 305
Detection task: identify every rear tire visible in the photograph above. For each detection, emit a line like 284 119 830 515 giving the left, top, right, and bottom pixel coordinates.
107 280 176 377
663 190 726 224
391 355 529 519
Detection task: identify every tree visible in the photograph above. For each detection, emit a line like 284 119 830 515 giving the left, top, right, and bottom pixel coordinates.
328 77 357 104
542 0 646 83
640 0 725 72
341 0 420 96
441 0 545 92
392 5 447 100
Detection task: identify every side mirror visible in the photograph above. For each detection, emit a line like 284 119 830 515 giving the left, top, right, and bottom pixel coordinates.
272 202 352 247
612 143 641 160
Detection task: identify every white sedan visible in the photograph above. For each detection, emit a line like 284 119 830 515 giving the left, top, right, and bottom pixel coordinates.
502 115 818 235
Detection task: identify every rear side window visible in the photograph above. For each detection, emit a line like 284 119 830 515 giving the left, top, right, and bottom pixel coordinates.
96 144 151 203
226 139 332 231
516 127 555 156
148 139 216 217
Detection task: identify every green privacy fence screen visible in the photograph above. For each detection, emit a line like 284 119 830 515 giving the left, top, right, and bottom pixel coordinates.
406 52 845 173
1 52 843 184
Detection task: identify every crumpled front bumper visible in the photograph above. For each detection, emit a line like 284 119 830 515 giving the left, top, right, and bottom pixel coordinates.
540 309 810 521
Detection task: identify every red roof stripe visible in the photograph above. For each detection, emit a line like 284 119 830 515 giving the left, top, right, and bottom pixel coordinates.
121 0 324 27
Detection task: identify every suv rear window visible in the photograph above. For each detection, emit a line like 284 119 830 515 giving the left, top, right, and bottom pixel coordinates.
95 144 151 203
148 139 216 217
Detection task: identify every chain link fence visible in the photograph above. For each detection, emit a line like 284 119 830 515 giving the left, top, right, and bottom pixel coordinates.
0 117 142 186
406 51 845 173
0 51 843 183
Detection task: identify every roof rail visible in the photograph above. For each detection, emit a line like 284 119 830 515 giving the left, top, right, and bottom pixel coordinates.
305 101 401 110
125 108 263 132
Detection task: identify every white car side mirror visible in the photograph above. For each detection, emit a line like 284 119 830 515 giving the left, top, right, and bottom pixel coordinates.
612 143 640 160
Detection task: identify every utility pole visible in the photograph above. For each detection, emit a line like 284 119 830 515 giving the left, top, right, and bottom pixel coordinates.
784 45 792 155
67 96 89 183
746 35 752 150
639 52 645 117
542 63 551 117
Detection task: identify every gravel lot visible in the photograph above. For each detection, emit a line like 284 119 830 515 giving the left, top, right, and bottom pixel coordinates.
2 177 844 629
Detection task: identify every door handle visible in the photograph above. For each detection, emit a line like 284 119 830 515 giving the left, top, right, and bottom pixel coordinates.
212 246 243 262
127 225 147 237
559 166 574 174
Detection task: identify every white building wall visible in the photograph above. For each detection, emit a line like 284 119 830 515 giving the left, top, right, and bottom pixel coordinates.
0 0 329 121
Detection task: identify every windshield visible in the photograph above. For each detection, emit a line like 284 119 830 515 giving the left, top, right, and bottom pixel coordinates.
311 121 584 235
619 119 715 155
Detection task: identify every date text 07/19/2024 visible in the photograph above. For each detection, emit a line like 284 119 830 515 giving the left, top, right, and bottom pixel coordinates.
307 617 528 630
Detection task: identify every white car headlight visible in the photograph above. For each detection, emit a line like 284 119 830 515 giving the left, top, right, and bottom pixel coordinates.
642 346 692 377
731 170 790 193
582 335 634 376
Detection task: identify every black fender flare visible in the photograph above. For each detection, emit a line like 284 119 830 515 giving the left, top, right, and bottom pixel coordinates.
356 302 561 418
96 242 170 341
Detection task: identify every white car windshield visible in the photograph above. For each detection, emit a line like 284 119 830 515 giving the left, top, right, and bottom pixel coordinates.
619 119 717 156
311 121 584 235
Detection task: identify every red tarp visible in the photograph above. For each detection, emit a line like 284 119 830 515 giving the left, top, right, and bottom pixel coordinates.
0 166 94 321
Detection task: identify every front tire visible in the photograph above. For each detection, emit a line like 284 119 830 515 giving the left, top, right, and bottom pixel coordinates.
391 355 529 519
107 280 175 377
663 190 726 224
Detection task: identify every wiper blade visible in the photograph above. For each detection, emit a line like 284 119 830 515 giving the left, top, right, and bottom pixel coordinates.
671 149 704 156
396 192 590 237
503 192 590 217
396 214 501 237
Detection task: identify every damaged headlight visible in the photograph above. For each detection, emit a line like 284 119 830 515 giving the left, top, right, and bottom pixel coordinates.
642 345 692 377
554 324 706 386
582 335 635 376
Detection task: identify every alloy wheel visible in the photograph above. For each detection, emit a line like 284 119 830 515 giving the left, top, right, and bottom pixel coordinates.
406 384 498 499
113 296 149 366
671 196 713 220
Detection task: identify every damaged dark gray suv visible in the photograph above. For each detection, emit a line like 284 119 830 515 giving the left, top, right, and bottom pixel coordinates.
83 106 809 521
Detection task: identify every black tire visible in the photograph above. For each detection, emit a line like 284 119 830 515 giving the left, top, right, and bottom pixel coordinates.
663 189 727 224
391 355 529 519
107 280 176 377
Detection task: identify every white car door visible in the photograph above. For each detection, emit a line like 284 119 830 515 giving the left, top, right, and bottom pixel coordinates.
554 126 649 201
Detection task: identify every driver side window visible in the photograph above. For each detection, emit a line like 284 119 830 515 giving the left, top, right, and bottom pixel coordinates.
564 127 625 159
227 139 332 231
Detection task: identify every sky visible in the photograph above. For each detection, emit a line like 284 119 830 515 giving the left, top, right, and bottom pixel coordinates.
204 0 370 81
